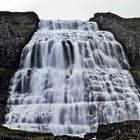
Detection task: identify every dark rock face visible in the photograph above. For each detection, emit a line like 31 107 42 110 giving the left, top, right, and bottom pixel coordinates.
94 120 140 140
0 11 39 124
90 12 140 67
0 68 16 123
90 12 140 87
0 11 39 69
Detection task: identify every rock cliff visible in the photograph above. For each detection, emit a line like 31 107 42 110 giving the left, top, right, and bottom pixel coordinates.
90 12 140 87
0 11 39 69
0 11 39 124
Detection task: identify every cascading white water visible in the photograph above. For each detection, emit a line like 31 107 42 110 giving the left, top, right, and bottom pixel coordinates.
3 20 140 135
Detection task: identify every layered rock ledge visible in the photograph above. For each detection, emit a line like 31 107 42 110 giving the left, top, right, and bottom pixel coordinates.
90 13 140 88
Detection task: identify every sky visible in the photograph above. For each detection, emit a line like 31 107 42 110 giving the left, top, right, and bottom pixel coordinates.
0 0 140 20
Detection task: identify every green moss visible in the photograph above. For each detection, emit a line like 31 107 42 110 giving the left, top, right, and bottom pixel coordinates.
130 66 140 87
131 67 140 78
0 125 52 140
0 125 83 140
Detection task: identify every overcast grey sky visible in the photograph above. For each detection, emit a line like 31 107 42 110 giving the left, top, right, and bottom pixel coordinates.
1 0 140 20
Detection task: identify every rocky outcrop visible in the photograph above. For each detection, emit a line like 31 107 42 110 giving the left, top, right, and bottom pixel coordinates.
0 11 39 69
0 11 39 124
95 120 140 140
0 125 83 140
90 12 140 87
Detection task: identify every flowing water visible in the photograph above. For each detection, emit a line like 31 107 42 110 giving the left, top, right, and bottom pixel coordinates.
3 20 140 135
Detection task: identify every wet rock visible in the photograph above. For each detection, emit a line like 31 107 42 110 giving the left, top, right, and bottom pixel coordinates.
0 125 54 140
84 133 96 139
95 120 140 140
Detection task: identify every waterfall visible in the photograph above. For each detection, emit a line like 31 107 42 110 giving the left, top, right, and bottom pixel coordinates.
3 20 140 135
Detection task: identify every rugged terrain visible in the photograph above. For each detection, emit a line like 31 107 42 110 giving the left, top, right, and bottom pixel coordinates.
0 11 140 140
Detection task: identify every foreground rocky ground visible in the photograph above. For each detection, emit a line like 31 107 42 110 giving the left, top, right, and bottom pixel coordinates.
94 120 140 140
1 120 140 140
0 125 83 140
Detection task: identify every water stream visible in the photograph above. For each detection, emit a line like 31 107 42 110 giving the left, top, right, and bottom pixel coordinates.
4 20 140 135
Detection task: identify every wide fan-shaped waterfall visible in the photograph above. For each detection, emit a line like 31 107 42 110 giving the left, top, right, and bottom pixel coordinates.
3 20 140 135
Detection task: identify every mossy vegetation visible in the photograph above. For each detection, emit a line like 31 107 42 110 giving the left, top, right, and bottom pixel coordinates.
130 66 140 87
0 125 52 140
0 125 83 140
130 67 140 79
95 120 140 140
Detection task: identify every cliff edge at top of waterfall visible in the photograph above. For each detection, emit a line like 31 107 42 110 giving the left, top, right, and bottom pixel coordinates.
0 11 39 69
